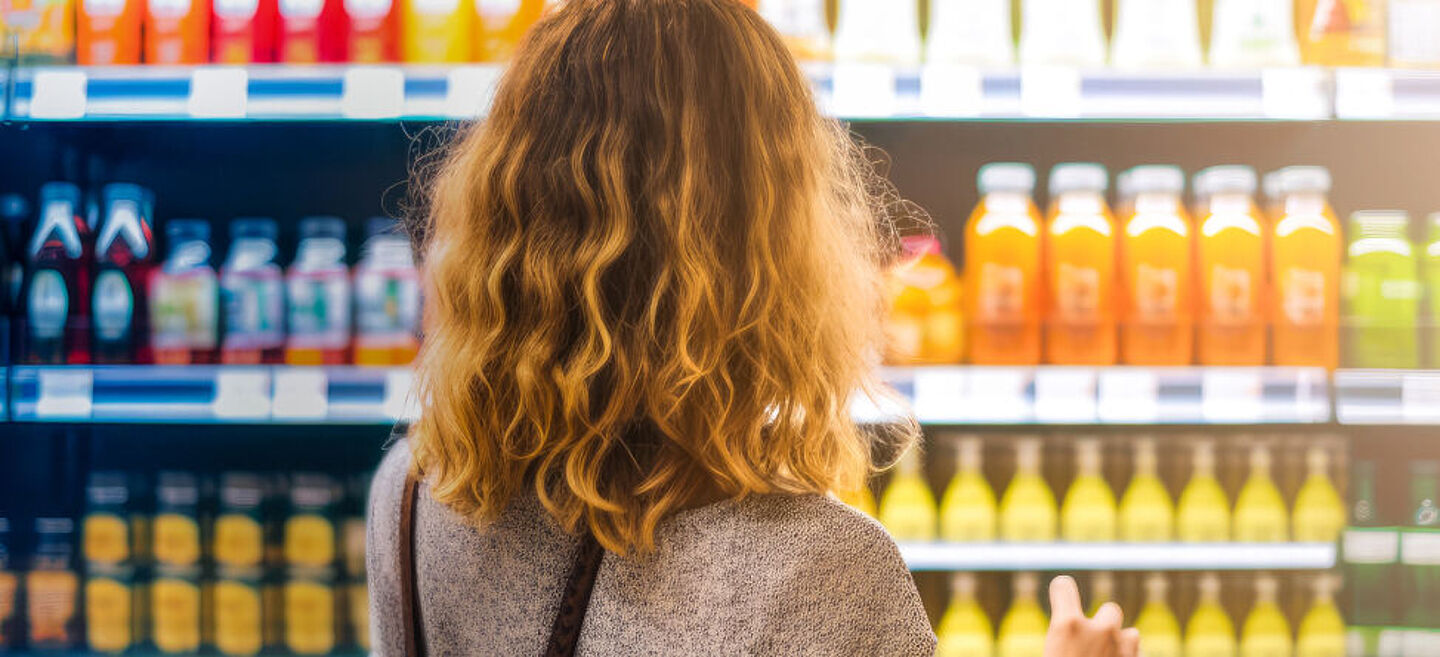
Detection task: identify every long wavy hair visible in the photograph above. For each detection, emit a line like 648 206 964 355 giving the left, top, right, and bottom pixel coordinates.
409 0 918 554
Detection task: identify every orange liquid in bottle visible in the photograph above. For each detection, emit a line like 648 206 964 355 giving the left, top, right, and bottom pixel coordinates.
1271 167 1340 368
1044 163 1117 365
473 0 545 62
1195 166 1268 365
1119 165 1194 365
965 163 1043 365
886 236 965 365
78 0 143 64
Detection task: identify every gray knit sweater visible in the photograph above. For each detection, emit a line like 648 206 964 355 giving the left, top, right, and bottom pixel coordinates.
367 442 937 655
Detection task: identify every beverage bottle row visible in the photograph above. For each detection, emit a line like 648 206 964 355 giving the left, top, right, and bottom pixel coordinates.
1344 459 1440 652
2 183 421 367
863 435 1346 545
933 570 1345 657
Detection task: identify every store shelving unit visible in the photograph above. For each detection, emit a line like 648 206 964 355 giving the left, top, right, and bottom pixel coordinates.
897 541 1338 572
1335 369 1440 425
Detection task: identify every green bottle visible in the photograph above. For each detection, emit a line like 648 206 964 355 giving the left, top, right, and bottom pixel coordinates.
1402 461 1440 628
1425 213 1440 367
1344 461 1395 628
1344 211 1420 368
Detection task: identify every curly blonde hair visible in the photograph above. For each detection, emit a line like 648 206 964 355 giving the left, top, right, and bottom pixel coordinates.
410 0 916 554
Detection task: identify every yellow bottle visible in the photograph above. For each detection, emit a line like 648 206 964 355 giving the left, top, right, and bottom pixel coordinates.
1087 571 1115 617
997 572 1048 657
473 0 545 62
1240 575 1294 657
999 438 1058 542
1185 573 1238 657
1292 446 1346 543
1135 573 1183 657
1177 441 1232 543
402 0 472 62
1061 438 1117 542
936 572 995 657
878 449 938 542
940 437 997 542
1295 575 1346 657
1119 437 1175 542
1234 445 1289 543
838 485 877 518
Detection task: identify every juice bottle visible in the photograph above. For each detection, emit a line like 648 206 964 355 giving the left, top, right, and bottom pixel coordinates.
1185 573 1238 657
1044 162 1116 365
10 0 76 62
77 0 142 64
93 184 155 365
833 0 922 64
1234 444 1289 543
1211 0 1302 67
354 217 420 366
401 0 470 62
1292 446 1345 543
1119 437 1175 542
926 0 1014 66
23 182 91 365
936 572 994 657
152 472 203 655
966 163 1042 365
1177 440 1231 542
1295 575 1346 657
758 0 833 62
285 217 351 366
277 0 347 62
213 0 279 63
1019 0 1107 66
213 473 271 655
150 219 219 365
1344 210 1419 368
1195 166 1267 366
996 572 1047 657
1111 0 1204 69
877 449 938 542
0 519 15 649
938 437 997 542
1272 166 1341 369
27 518 79 650
284 474 340 655
1239 575 1294 657
1262 171 1284 221
1134 573 1183 657
998 438 1057 542
1119 165 1194 365
886 235 965 365
1060 438 1117 542
145 0 210 64
473 0 544 62
221 218 285 365
1422 213 1440 367
344 0 397 62
1298 0 1387 66
1086 571 1115 616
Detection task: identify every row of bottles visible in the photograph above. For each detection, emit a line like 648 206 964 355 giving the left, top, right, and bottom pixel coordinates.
933 571 1344 657
1344 459 1440 653
1 183 420 367
864 435 1346 545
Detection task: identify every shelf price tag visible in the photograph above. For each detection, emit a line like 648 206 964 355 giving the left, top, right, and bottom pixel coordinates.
1342 528 1400 564
1334 68 1395 119
1097 369 1159 423
384 369 421 421
272 369 329 420
29 70 89 120
36 369 94 419
1401 373 1440 423
1202 368 1264 423
342 67 405 119
1262 68 1330 120
212 369 272 420
830 63 898 119
188 67 249 119
1020 66 1082 118
446 66 503 118
960 368 1030 423
911 368 968 423
1401 530 1440 566
920 65 983 118
1034 368 1098 423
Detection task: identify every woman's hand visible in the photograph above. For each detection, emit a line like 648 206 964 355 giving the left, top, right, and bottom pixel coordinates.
1044 576 1141 657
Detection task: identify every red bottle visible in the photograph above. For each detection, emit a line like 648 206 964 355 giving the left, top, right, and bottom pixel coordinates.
213 0 279 63
277 0 347 62
92 184 155 364
23 183 92 365
344 0 397 62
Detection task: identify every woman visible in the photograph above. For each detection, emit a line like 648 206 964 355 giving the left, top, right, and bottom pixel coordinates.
368 1 1141 655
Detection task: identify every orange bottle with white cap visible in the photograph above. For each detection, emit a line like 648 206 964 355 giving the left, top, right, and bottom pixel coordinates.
145 0 211 64
473 0 546 62
1045 162 1118 365
78 0 143 64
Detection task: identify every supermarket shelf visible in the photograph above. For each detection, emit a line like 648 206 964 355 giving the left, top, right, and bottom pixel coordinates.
1335 369 1440 425
898 542 1338 572
1335 68 1440 120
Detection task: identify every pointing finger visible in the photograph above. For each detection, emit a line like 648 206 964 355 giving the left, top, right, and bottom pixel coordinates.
1119 627 1141 657
1092 601 1124 630
1049 576 1083 621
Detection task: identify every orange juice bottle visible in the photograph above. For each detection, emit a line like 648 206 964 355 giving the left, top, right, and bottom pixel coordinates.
1045 163 1117 365
1195 165 1268 365
887 236 965 365
1271 166 1340 368
966 163 1043 365
145 0 211 64
473 0 544 62
1120 165 1194 365
11 0 77 62
402 0 470 62
78 0 143 64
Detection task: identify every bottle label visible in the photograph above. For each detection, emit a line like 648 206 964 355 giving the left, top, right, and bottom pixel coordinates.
284 580 337 654
151 268 219 352
83 513 131 565
284 514 337 568
1239 634 1293 657
287 274 351 349
1057 262 1101 322
85 577 133 652
1343 528 1400 564
151 576 202 653
1401 529 1440 566
1136 263 1179 320
25 570 79 644
93 270 135 343
977 262 1025 322
27 269 69 340
222 269 285 350
215 579 265 657
152 513 201 568
214 514 265 569
1281 267 1326 325
1209 264 1253 323
356 270 420 342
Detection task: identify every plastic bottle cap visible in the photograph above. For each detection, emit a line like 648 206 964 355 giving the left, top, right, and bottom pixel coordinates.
1193 441 1216 473
1351 210 1410 238
166 219 211 243
1414 461 1440 477
1255 575 1278 602
1049 163 1109 196
1134 438 1158 474
897 447 922 475
1076 439 1102 474
1193 165 1257 196
1013 572 1039 597
978 162 1037 194
35 517 75 533
300 216 347 241
1250 445 1272 473
367 216 401 239
1276 166 1332 195
101 182 149 204
232 217 278 241
1016 438 1043 472
950 572 977 599
1306 447 1330 475
1090 571 1115 600
1262 170 1282 202
1125 165 1185 195
1198 573 1222 600
40 181 82 205
1115 170 1134 200
0 193 29 220
1144 573 1169 601
957 437 983 472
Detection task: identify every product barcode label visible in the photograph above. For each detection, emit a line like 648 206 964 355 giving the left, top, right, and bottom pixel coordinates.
212 369 272 419
188 68 249 118
341 67 405 119
1034 368 1097 423
911 368 967 423
29 70 89 119
961 368 1030 422
919 64 983 118
36 368 94 419
1343 529 1400 564
830 63 898 118
1096 369 1159 423
1020 66 1081 118
1202 369 1264 423
272 369 328 420
1401 530 1440 566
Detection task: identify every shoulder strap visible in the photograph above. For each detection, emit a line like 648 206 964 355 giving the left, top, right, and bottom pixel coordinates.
398 470 424 657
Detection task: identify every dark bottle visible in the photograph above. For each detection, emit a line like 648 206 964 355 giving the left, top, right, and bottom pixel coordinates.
27 517 80 650
0 194 28 366
92 184 156 364
22 183 92 364
1345 460 1398 628
1402 461 1440 628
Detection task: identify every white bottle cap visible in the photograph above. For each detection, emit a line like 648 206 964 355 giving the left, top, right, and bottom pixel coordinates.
1013 571 1039 598
1193 440 1216 475
1134 438 1158 476
1194 165 1257 196
1262 170 1282 203
1049 162 1109 196
1249 444 1272 474
1076 438 1103 476
1277 166 1332 195
1144 572 1169 603
978 162 1037 195
1116 169 1135 201
1126 165 1185 195
951 572 978 599
1016 438 1043 474
1307 446 1330 476
1198 572 1222 601
1255 574 1279 603
956 436 984 472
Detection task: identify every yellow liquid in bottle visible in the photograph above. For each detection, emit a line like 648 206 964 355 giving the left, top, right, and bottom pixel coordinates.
936 572 995 657
1135 573 1182 657
1234 445 1289 543
838 486 877 518
997 572 1048 657
940 437 997 542
1185 574 1238 657
1240 576 1294 657
999 438 1057 542
1292 447 1345 543
1119 438 1175 542
878 449 938 542
1296 575 1346 657
1061 439 1117 542
1177 441 1231 543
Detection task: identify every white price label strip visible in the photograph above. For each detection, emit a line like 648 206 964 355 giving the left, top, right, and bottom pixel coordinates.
342 67 406 119
272 369 329 420
1020 66 1082 118
920 65 983 118
445 66 504 118
36 369 94 419
961 368 1030 423
1402 374 1440 422
1342 529 1400 564
212 369 272 419
1201 369 1264 423
188 67 249 118
1034 368 1097 423
384 369 422 421
1097 369 1159 423
1262 68 1329 120
911 368 967 423
1334 68 1395 119
30 70 89 119
1402 531 1440 566
830 63 898 119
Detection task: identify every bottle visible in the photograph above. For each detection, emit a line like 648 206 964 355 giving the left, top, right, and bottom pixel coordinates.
213 473 269 656
1272 167 1341 369
213 0 279 63
936 572 994 657
12 0 76 62
939 437 997 542
1185 573 1238 657
1344 461 1397 628
1119 437 1175 542
1087 571 1115 616
926 0 1014 67
1044 163 1116 365
77 0 143 64
221 218 286 365
149 219 219 365
966 163 1043 365
1402 461 1440 628
284 474 340 655
997 572 1048 657
83 472 142 655
151 473 203 654
1262 170 1284 221
1344 211 1420 368
24 183 91 365
402 0 472 62
886 235 965 365
878 449 939 542
285 217 351 366
1 195 28 365
1239 575 1294 657
92 184 155 365
1298 0 1387 66
27 518 80 650
1110 0 1204 69
1018 0 1107 66
144 0 210 64
1234 445 1289 543
1118 165 1194 365
1060 438 1117 542
1195 166 1267 366
1389 0 1440 68
1210 0 1302 67
344 0 397 62
1134 573 1182 657
354 217 421 366
1423 213 1440 368
1296 575 1346 657
1292 446 1345 543
758 0 833 61
833 0 922 65
277 0 347 62
999 438 1058 542
474 0 545 62
1177 441 1231 542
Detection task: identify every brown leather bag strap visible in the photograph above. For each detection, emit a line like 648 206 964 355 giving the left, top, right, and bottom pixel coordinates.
398 470 424 657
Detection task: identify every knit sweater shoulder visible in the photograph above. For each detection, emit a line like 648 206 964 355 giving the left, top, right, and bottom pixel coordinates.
367 441 937 656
